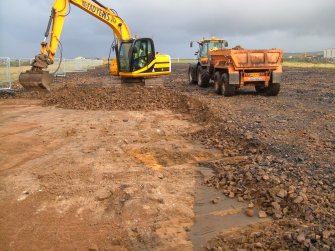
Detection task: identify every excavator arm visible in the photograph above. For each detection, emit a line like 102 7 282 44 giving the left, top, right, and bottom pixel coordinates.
41 0 131 65
19 0 171 91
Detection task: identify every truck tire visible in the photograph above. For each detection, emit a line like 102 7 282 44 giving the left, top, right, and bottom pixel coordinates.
222 73 236 97
197 66 210 88
188 66 197 85
214 72 223 95
265 82 280 96
255 85 266 93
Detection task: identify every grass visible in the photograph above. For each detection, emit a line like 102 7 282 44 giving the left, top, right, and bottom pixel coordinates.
0 60 103 84
283 61 335 69
173 59 335 69
171 59 196 64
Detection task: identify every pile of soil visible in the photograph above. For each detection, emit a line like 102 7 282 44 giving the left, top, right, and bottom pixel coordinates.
43 85 212 124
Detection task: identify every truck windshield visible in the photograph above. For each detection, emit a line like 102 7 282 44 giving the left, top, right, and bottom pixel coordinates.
208 42 224 51
118 42 133 72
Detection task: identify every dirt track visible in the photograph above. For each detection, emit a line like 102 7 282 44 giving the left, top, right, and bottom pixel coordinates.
0 64 334 250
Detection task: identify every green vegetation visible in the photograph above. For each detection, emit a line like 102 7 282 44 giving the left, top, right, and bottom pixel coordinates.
283 61 335 69
283 51 335 68
171 59 196 63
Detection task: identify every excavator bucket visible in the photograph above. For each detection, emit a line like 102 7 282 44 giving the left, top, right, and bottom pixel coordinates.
19 70 53 91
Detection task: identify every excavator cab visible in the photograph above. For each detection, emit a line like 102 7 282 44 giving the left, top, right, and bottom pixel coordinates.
113 38 171 80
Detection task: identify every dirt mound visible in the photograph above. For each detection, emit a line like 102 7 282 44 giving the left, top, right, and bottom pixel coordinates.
44 86 181 111
43 86 212 123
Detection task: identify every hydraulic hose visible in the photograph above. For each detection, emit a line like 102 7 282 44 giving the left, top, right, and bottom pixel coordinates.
91 0 107 10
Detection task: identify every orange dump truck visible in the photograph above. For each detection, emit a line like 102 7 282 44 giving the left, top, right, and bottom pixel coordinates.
188 37 283 96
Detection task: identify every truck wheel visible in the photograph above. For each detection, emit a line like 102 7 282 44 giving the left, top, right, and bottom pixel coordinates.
255 85 266 93
188 66 197 85
265 82 280 96
222 73 236 97
214 72 223 95
197 66 210 88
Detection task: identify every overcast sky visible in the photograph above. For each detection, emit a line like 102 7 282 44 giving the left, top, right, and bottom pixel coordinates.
0 0 334 59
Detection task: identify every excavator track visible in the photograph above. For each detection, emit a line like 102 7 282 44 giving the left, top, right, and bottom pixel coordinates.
118 77 164 87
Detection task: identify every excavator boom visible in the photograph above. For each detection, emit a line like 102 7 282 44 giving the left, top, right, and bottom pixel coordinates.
19 0 170 91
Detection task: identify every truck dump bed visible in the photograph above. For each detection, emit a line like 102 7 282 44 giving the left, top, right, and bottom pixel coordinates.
210 48 283 70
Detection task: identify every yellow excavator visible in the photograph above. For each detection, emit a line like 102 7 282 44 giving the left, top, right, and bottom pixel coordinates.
19 0 171 91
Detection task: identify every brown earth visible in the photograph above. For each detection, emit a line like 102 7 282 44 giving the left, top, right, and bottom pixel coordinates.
0 64 334 250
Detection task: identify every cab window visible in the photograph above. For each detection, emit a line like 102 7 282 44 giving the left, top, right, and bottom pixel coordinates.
208 42 223 51
199 43 208 58
119 42 132 72
132 39 155 71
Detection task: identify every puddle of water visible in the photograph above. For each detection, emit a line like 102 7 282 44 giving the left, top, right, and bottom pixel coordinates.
190 166 268 251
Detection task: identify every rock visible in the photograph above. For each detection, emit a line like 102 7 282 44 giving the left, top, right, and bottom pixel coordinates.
289 192 298 199
228 192 235 198
262 175 270 181
271 201 281 211
250 232 262 238
217 247 223 251
245 132 253 140
276 189 287 198
96 190 111 201
293 196 304 204
245 172 253 181
322 230 331 240
157 173 164 179
212 198 219 204
299 192 308 201
245 209 255 217
248 202 254 208
258 210 267 218
122 119 128 122
273 212 283 219
304 239 311 248
254 242 263 248
283 232 292 240
296 233 305 243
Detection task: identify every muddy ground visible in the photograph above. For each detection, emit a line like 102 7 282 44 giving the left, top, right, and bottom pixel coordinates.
0 64 334 250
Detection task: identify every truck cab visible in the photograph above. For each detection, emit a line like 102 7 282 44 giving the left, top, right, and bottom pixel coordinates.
189 37 228 87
